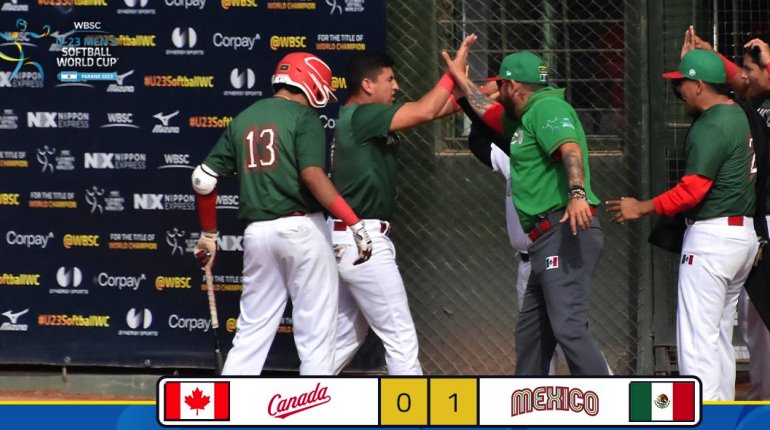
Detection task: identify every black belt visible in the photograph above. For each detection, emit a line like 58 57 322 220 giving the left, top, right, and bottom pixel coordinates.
520 252 529 262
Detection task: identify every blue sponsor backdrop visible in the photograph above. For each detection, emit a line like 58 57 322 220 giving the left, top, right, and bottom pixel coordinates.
0 0 385 370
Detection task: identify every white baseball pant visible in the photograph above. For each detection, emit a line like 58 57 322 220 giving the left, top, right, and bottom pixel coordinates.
331 219 422 375
677 216 758 400
738 215 770 400
222 212 338 375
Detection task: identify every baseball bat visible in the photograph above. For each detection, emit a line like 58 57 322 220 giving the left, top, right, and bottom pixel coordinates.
204 265 225 375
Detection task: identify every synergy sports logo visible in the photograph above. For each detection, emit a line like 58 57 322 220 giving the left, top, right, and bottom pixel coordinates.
0 308 29 331
152 110 180 134
167 27 203 56
117 0 156 14
224 67 261 97
120 307 158 336
51 266 88 295
56 266 82 287
268 383 331 419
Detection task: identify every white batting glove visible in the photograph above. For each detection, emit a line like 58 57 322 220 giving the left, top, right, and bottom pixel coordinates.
194 231 218 270
350 221 372 265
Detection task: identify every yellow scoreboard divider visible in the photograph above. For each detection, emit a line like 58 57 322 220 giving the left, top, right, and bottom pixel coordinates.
379 377 479 426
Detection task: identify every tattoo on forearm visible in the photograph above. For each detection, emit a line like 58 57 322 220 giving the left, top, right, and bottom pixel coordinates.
562 148 585 186
465 83 495 114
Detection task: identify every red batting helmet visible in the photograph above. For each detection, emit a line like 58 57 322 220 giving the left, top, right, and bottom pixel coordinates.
271 52 337 108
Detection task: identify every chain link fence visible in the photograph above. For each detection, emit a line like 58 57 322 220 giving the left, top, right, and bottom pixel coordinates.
386 0 647 375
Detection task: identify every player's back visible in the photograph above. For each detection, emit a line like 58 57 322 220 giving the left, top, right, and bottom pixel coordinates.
215 97 326 222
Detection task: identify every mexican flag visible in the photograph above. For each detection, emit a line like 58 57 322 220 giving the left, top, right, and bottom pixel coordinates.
629 381 695 422
164 381 230 421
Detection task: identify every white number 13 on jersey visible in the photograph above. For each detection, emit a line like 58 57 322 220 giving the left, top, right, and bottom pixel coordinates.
245 126 279 171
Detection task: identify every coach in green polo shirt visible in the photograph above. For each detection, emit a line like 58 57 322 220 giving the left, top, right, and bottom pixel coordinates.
445 50 609 375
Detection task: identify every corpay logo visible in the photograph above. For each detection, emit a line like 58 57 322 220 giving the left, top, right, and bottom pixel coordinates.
56 266 83 287
126 308 152 329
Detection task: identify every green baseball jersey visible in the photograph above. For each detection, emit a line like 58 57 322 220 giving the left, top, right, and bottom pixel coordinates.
683 103 754 220
203 97 326 222
331 102 403 220
507 87 600 232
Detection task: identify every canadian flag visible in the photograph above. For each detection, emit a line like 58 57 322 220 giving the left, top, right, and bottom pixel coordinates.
164 381 230 421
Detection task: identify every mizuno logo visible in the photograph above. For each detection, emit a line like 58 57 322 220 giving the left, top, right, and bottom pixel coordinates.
153 110 179 126
2 308 29 324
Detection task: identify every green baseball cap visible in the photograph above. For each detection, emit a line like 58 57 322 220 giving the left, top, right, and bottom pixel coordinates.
497 51 549 84
661 49 726 84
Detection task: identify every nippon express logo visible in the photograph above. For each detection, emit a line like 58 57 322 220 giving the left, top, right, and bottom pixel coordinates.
85 152 147 170
153 111 180 134
118 0 156 14
268 383 331 419
27 111 89 129
0 71 43 88
85 186 125 214
167 27 204 56
134 193 195 211
1 308 29 332
2 0 30 12
100 112 139 129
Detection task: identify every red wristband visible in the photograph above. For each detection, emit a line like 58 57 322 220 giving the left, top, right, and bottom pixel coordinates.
196 190 218 231
328 195 360 226
437 72 454 93
717 53 741 81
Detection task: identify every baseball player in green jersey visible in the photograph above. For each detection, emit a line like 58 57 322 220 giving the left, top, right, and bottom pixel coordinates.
445 49 609 375
191 52 373 375
608 49 759 400
330 35 476 375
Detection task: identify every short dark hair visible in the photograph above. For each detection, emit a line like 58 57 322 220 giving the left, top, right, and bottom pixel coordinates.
745 33 770 66
345 51 395 95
